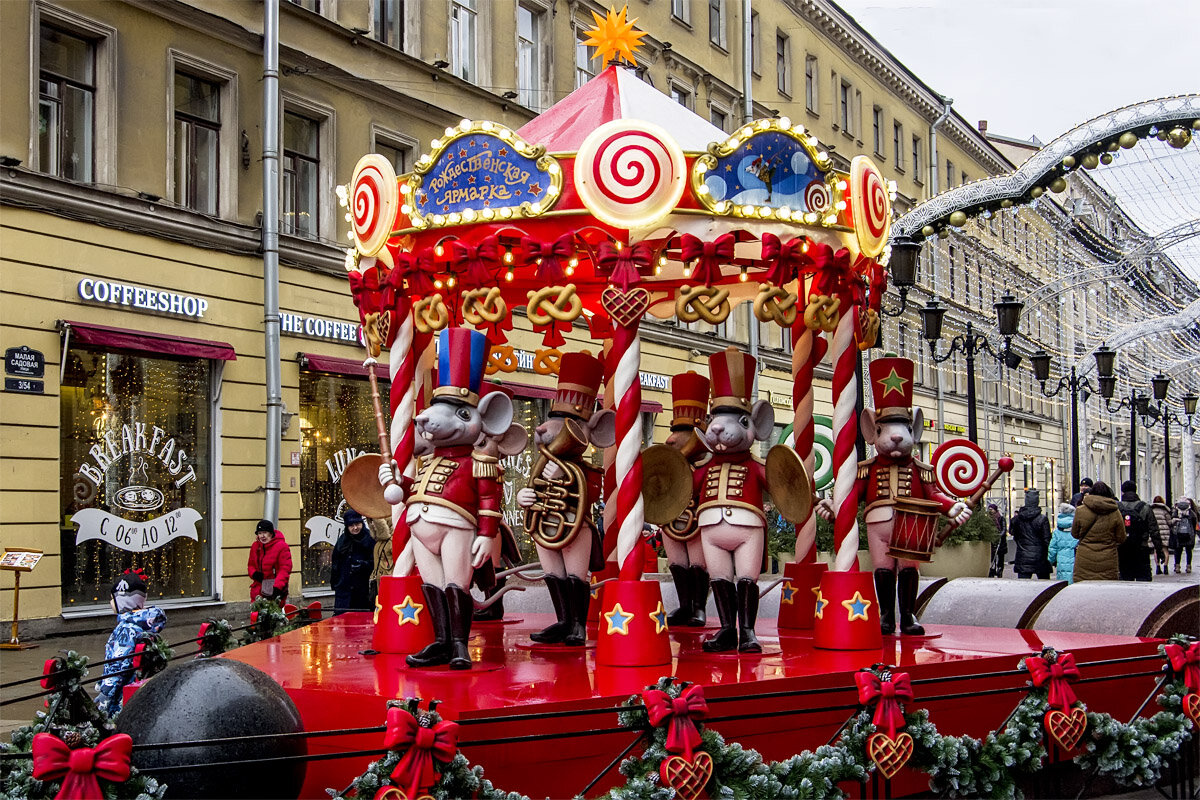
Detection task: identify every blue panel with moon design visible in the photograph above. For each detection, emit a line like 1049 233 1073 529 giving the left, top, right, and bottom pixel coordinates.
703 131 832 213
414 134 552 217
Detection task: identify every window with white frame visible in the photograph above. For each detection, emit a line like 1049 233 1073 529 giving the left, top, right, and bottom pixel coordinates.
893 121 903 170
286 0 321 12
750 12 761 74
372 0 403 49
708 0 726 48
945 159 954 190
517 4 544 109
671 0 690 25
173 72 221 215
669 83 693 110
450 0 478 82
872 106 883 156
912 135 923 183
709 105 729 132
804 55 817 113
775 31 791 96
373 129 414 175
283 110 320 238
839 80 851 133
38 23 95 182
575 30 595 88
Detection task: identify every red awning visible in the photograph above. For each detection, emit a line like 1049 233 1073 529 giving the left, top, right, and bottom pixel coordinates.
298 352 379 378
62 320 236 361
497 378 663 413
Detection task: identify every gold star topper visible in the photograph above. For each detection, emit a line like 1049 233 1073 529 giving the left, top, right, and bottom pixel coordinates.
583 5 647 70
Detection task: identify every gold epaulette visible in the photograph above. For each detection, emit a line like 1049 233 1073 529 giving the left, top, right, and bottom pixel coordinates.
751 454 767 467
472 451 500 479
856 457 875 481
914 459 934 484
694 453 713 469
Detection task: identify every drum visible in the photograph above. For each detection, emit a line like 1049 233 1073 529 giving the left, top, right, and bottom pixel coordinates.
886 497 943 562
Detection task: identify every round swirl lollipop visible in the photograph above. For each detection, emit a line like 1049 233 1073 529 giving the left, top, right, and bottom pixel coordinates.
804 180 832 215
932 438 989 499
574 120 686 229
812 414 836 491
349 154 399 257
849 155 891 258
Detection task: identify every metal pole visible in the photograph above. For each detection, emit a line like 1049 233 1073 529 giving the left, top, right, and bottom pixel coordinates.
742 0 753 125
262 0 282 525
1163 413 1172 505
1129 392 1138 488
965 324 977 442
1069 368 1080 490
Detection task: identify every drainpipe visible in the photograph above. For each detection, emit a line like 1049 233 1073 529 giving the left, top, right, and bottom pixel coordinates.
742 0 760 397
262 0 282 526
929 95 952 198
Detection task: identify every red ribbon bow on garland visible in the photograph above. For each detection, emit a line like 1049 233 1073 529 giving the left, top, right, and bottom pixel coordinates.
450 236 501 289
679 233 737 286
32 732 133 800
1165 642 1200 692
642 684 708 761
595 241 655 291
759 233 812 286
854 671 914 739
392 250 439 297
348 265 389 318
382 707 460 800
1024 652 1082 712
810 246 868 308
522 233 575 283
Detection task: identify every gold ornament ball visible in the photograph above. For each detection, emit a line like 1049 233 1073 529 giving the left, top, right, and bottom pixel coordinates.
1156 130 1168 141
1062 155 1076 169
1081 153 1100 169
1106 141 1120 152
1166 127 1192 149
1192 119 1200 131
1049 177 1067 193
1118 132 1138 149
1000 199 1014 208
1100 152 1114 165
948 211 967 227
921 225 936 238
1030 186 1044 198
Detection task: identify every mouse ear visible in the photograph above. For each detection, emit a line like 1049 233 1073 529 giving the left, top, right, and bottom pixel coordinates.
478 392 515 437
911 407 924 443
859 408 877 444
750 400 774 442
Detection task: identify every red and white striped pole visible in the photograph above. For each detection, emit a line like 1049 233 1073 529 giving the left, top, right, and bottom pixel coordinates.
829 304 862 571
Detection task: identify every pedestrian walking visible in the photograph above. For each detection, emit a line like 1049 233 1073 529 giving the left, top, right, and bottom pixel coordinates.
331 509 375 614
1171 497 1197 574
248 519 292 604
987 503 1007 577
1072 481 1125 581
1048 503 1078 583
96 568 166 716
1150 496 1172 575
1117 481 1154 582
1069 477 1093 508
1010 489 1051 579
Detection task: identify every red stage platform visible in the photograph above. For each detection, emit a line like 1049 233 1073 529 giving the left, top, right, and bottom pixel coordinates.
222 613 1163 799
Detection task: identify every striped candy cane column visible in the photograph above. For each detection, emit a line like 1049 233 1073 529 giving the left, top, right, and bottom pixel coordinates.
830 304 861 572
611 320 644 568
791 320 827 562
388 304 417 570
600 339 618 557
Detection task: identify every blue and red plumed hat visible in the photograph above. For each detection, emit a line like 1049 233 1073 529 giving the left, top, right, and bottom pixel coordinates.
433 327 490 407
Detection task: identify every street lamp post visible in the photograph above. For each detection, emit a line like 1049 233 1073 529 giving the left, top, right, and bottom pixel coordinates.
1146 373 1198 505
919 294 1023 442
1098 377 1146 487
1028 346 1112 491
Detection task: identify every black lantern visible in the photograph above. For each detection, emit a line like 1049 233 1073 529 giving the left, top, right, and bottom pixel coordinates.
994 294 1024 338
920 300 946 341
1099 376 1116 399
1134 394 1150 416
1151 373 1170 401
1184 393 1198 416
888 236 920 288
1030 350 1052 383
1004 350 1023 370
1093 344 1116 379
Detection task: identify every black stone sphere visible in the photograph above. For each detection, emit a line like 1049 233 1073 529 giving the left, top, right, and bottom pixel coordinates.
116 658 307 799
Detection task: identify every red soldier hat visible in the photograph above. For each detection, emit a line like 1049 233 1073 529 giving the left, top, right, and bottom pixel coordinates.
708 346 756 413
433 327 490 407
869 354 914 424
551 351 603 419
671 371 710 430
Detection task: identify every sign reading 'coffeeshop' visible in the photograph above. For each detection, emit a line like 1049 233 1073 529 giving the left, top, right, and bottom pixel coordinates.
78 279 210 318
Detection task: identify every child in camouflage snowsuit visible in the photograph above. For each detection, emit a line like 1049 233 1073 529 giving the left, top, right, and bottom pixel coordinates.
95 568 166 716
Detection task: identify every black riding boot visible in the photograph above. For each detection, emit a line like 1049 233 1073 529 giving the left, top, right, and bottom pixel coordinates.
563 576 590 646
406 584 451 668
474 576 506 622
531 574 571 643
702 579 739 652
874 569 896 636
897 568 925 636
736 578 761 653
445 584 474 670
688 565 709 627
667 564 692 626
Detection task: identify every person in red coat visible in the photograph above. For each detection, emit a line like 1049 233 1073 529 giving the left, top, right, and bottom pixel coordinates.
248 519 292 603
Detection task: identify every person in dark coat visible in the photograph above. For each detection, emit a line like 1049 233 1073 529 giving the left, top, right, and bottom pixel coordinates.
1150 496 1172 574
331 509 375 614
1010 489 1051 579
1072 481 1125 581
1117 481 1154 582
248 519 292 603
1069 477 1093 508
1171 498 1197 574
987 503 1007 577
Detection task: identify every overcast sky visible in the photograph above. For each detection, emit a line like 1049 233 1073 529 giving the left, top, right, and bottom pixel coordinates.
832 0 1200 143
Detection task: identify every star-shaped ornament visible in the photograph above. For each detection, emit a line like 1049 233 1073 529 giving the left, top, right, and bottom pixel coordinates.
604 602 633 635
373 599 383 625
650 601 668 633
814 589 828 619
780 581 796 605
878 368 908 398
394 595 424 626
582 5 647 70
842 591 872 622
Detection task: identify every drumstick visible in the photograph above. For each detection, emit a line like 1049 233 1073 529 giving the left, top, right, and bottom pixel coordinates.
364 356 404 504
935 461 1015 545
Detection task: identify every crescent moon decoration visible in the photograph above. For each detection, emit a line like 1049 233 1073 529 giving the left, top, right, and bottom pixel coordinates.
574 120 686 229
349 154 399 257
932 438 989 498
850 155 891 258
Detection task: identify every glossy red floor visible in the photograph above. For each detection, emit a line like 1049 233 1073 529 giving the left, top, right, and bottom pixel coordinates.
223 612 1163 799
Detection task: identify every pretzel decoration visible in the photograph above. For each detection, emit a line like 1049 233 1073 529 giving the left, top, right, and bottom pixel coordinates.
463 287 508 326
753 284 800 327
363 312 387 359
413 294 450 334
804 294 841 332
533 348 563 375
486 345 519 375
527 284 583 326
676 285 731 325
857 308 880 351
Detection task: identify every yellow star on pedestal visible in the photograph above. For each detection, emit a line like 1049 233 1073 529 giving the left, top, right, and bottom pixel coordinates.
393 595 424 627
814 589 828 619
878 368 909 398
780 581 797 605
604 603 634 635
650 601 668 633
842 591 872 622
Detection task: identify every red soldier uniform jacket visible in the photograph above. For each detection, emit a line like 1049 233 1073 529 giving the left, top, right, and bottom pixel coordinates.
406 444 502 537
856 456 956 514
692 452 768 523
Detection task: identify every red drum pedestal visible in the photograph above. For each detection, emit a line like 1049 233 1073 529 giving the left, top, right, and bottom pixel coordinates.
595 579 672 667
886 496 942 563
777 560 828 632
372 575 435 654
813 569 882 651
587 561 620 634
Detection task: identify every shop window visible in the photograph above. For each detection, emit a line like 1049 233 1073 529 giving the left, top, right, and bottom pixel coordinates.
38 23 95 183
173 71 221 215
60 346 213 608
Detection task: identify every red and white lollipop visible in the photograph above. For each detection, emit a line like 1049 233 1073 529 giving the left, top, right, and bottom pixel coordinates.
932 439 988 499
349 154 399 258
574 120 686 229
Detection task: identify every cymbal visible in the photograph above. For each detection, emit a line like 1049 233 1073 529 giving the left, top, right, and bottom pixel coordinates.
642 444 693 525
340 453 394 519
766 444 813 524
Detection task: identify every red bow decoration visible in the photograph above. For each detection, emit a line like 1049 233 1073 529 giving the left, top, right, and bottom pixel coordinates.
348 266 389 317
1165 642 1200 692
642 685 708 761
393 250 440 296
307 601 323 621
679 233 736 286
522 233 575 283
450 236 501 289
810 246 867 308
41 657 63 691
854 671 914 739
382 707 460 800
32 732 133 800
595 241 654 291
1025 652 1082 712
759 233 812 286
867 259 888 315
